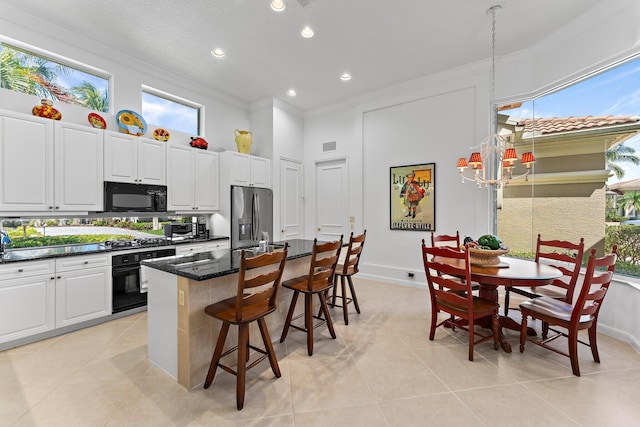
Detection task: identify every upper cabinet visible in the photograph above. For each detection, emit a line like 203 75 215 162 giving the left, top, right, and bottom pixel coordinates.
166 144 219 212
220 151 271 188
104 131 166 185
0 111 103 212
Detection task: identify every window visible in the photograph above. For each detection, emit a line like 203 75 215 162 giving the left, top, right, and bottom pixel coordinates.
497 55 640 278
141 87 201 135
0 41 110 113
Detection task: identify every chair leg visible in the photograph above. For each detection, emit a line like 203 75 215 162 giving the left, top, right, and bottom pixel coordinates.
319 291 336 339
236 323 249 410
504 289 511 316
492 313 499 351
305 293 314 356
331 276 338 307
429 309 438 341
588 324 600 363
340 276 349 325
468 318 474 361
568 329 581 376
257 317 281 377
542 321 549 340
347 276 360 314
280 290 299 343
519 310 528 353
204 322 230 388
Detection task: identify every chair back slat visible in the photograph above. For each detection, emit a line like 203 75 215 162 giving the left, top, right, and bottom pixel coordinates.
306 237 343 291
571 247 617 325
535 234 584 301
235 244 288 321
341 231 366 274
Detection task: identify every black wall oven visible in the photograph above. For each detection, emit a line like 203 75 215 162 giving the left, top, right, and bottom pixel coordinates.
112 247 175 313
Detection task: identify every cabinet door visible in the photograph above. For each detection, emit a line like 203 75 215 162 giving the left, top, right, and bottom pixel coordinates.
0 112 54 211
194 150 219 211
55 266 111 328
104 131 137 183
137 137 166 185
250 156 271 188
54 122 104 211
226 152 252 186
166 144 195 210
0 275 55 343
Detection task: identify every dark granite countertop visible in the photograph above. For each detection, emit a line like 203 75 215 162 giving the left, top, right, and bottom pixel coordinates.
141 239 318 281
0 235 229 264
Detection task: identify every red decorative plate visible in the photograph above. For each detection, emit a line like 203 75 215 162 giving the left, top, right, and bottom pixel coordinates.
153 128 171 142
88 113 107 129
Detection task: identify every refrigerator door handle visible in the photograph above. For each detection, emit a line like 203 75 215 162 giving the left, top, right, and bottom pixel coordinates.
251 193 258 240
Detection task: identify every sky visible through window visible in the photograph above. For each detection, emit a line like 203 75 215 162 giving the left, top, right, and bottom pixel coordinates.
501 56 640 185
141 92 199 136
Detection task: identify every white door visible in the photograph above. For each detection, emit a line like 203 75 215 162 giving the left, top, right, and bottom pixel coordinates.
166 144 195 211
104 131 137 183
280 158 303 241
315 158 348 242
194 150 219 211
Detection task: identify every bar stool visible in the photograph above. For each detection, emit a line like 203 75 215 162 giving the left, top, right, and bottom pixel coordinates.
327 230 366 325
279 237 343 356
203 244 288 410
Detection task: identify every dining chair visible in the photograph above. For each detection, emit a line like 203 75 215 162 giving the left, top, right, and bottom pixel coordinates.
421 240 500 361
519 246 617 376
203 244 288 410
327 230 366 325
430 231 461 250
503 234 584 316
280 237 343 356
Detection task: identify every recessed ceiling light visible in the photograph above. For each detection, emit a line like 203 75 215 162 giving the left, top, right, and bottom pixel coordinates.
287 89 297 97
340 72 352 81
301 26 314 38
211 49 225 58
271 0 286 12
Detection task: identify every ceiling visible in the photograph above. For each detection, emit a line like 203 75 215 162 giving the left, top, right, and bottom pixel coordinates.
5 0 605 112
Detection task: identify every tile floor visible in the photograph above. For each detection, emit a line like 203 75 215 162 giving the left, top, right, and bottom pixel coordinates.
2 278 640 426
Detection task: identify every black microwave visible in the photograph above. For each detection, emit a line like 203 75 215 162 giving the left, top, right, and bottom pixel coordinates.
104 182 167 212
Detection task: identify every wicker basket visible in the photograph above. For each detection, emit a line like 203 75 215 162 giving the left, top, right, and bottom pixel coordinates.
461 245 509 266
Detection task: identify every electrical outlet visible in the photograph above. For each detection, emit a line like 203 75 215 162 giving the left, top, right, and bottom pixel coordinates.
179 290 185 305
407 272 414 278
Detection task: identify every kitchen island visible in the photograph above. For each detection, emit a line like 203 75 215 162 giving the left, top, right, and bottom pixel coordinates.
141 239 318 389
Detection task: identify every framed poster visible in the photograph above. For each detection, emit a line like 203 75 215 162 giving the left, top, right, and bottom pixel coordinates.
390 163 435 231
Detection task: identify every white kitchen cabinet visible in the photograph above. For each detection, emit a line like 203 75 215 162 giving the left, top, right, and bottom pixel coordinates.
220 151 271 188
104 131 166 185
0 111 103 213
205 240 229 251
54 121 104 211
174 242 206 256
55 254 111 328
0 111 54 211
0 260 56 344
166 144 219 212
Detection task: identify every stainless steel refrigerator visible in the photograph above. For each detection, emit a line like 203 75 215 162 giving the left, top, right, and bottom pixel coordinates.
230 185 273 249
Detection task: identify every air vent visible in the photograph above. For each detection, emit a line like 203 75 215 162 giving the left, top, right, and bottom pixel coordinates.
322 141 336 152
297 0 316 6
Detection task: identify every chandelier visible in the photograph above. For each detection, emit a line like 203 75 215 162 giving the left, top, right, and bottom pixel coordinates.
456 5 535 188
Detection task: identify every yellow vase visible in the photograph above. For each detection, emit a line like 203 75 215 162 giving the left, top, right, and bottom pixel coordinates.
234 129 253 154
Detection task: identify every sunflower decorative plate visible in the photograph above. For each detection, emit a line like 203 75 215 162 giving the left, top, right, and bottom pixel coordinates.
87 113 107 129
116 110 147 136
153 128 170 142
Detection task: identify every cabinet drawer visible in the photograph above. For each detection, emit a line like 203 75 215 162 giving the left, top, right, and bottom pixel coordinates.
55 254 111 272
175 244 205 256
0 260 55 281
205 240 229 251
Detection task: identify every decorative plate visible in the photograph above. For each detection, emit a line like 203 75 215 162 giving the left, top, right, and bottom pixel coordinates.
115 110 147 136
87 113 107 129
153 128 170 142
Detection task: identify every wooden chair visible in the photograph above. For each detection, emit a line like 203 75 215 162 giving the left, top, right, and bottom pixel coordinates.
504 234 584 316
421 240 500 361
430 231 461 250
280 237 343 356
203 244 288 410
519 246 617 376
327 230 366 325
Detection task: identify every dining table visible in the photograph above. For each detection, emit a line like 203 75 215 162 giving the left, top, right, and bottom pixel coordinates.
437 255 562 352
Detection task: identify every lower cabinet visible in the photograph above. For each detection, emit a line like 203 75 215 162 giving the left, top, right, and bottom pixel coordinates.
0 254 111 345
175 240 229 256
55 255 111 328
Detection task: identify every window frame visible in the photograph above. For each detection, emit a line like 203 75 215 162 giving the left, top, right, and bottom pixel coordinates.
141 85 203 136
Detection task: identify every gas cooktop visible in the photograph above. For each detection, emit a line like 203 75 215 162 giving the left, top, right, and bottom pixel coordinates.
104 237 169 249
